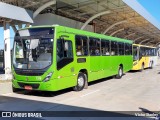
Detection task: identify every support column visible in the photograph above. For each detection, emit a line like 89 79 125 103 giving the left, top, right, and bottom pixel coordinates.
4 22 12 79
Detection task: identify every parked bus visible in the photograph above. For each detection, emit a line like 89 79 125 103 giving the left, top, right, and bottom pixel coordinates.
12 25 133 92
132 44 157 71
0 50 4 72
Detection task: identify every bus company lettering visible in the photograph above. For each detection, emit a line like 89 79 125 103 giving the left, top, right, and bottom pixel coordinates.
28 113 42 117
12 112 42 118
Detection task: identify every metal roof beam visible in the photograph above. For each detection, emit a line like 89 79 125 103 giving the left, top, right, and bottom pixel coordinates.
81 10 111 30
139 39 150 44
33 0 56 19
134 36 143 41
134 36 146 43
66 0 108 12
124 33 135 39
155 42 160 47
110 28 124 36
103 20 127 34
145 40 155 45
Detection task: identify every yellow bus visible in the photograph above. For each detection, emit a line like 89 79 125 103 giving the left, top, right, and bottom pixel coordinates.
132 44 157 71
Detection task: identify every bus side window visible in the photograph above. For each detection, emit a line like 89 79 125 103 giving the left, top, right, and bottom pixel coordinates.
125 43 132 55
129 44 132 55
154 48 157 56
89 37 100 56
101 39 110 56
139 47 145 58
101 40 106 55
57 39 73 70
57 40 63 62
111 41 118 55
105 40 110 55
75 35 88 56
118 42 125 55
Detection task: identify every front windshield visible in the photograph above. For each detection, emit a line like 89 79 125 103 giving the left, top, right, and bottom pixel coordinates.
133 46 139 61
13 28 54 70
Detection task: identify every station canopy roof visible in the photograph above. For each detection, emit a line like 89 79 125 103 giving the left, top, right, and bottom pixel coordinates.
0 0 160 45
0 2 33 26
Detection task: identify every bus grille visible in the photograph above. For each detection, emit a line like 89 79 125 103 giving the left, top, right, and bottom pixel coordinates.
15 71 44 76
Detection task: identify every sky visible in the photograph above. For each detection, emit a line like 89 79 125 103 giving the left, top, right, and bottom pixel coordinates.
137 0 160 22
0 27 14 49
0 0 160 49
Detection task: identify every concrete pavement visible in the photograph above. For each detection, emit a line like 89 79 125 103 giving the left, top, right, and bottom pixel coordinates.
0 60 160 120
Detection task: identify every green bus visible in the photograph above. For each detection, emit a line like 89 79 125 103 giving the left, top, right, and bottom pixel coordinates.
12 25 133 92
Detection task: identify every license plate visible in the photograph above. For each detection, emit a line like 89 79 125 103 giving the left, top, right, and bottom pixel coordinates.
24 86 32 90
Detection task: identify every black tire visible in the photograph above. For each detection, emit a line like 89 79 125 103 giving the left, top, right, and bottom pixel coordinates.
140 64 144 72
150 61 153 69
12 85 19 93
73 72 86 91
116 66 123 79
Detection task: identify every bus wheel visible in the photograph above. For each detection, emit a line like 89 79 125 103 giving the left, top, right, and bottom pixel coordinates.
140 64 144 72
73 72 86 91
116 66 123 79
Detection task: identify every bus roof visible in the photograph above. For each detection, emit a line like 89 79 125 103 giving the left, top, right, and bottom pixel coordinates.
133 44 156 48
21 25 133 44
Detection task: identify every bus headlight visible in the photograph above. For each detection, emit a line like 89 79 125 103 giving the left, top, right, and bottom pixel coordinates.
43 72 53 82
133 62 138 66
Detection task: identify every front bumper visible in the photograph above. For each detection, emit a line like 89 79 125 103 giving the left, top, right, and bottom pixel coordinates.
12 79 57 91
